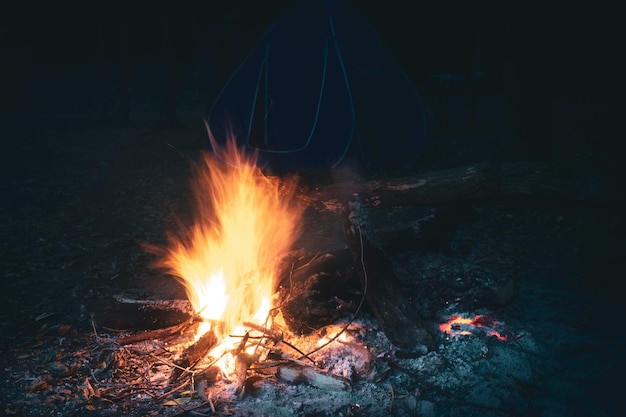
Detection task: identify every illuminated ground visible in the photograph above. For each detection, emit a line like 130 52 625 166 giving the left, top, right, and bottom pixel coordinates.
1 95 624 416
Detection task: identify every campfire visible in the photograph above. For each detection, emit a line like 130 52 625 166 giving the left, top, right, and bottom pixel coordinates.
138 134 387 399
122 133 520 410
14 129 540 416
156 134 302 340
144 136 308 382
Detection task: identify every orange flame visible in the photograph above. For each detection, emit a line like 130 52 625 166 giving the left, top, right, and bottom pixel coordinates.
150 135 302 340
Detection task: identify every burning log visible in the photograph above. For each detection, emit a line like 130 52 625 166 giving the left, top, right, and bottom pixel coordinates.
169 330 218 383
342 195 433 349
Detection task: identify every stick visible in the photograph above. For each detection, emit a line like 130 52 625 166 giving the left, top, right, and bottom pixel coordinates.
116 321 196 345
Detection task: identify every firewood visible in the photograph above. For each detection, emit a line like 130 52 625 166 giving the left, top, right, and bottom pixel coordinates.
90 297 194 331
116 321 197 345
365 162 500 207
313 161 616 208
276 364 351 390
114 297 195 315
169 330 218 383
277 250 361 334
342 195 433 349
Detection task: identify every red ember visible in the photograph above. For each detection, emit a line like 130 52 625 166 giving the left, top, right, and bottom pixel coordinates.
439 314 507 341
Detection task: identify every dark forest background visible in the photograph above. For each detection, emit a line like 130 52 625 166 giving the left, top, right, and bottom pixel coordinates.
1 1 623 170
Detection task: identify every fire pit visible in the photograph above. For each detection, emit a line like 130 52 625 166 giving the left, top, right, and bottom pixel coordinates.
3 127 621 417
72 137 522 416
131 136 425 401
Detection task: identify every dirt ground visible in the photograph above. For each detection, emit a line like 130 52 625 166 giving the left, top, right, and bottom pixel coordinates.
1 96 625 416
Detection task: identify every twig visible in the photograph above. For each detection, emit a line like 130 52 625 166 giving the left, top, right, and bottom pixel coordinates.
249 358 311 370
292 252 322 273
156 377 193 401
273 252 322 313
276 340 315 364
91 318 99 340
89 367 101 385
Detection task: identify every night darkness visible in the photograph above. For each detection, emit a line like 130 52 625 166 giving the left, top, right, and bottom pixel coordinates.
2 2 622 122
1 1 625 416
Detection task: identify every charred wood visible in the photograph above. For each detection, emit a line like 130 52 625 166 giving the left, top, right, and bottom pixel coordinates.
114 297 195 315
341 195 433 349
276 365 352 390
277 250 361 335
310 162 616 208
90 298 194 331
375 203 480 255
365 162 500 207
169 330 218 383
116 321 197 345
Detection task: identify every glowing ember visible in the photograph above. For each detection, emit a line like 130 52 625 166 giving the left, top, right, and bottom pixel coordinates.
316 325 350 346
439 314 507 341
149 134 303 342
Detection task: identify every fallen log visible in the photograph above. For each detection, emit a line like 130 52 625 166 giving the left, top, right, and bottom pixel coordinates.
365 162 500 207
311 162 616 208
341 195 433 349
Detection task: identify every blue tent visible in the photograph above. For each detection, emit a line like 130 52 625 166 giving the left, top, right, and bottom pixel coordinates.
206 0 426 172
